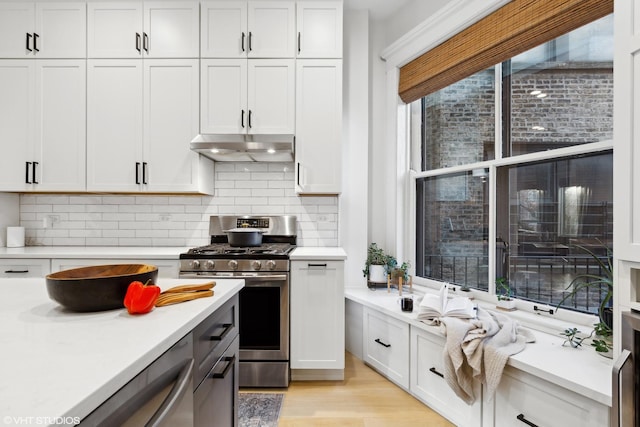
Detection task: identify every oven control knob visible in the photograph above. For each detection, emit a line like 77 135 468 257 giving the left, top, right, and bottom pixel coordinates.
190 260 200 270
266 260 277 271
204 260 215 270
228 260 238 270
252 260 262 271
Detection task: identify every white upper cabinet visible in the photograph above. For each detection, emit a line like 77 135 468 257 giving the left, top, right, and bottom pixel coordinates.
0 2 86 58
0 60 86 192
88 1 199 58
201 58 294 135
201 1 295 58
296 1 342 58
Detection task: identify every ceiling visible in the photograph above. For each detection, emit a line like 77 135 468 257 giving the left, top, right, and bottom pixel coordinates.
344 0 412 20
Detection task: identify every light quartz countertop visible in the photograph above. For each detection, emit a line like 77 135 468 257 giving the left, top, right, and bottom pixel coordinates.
345 287 612 406
0 277 243 426
0 246 189 259
290 247 347 260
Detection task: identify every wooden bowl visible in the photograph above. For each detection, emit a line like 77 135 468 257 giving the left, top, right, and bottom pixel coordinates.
46 264 158 312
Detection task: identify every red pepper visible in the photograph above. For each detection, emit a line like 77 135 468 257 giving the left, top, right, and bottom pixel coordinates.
124 279 161 314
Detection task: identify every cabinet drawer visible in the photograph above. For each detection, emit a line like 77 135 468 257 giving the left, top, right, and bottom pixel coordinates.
363 307 409 389
410 328 481 427
51 259 179 278
0 259 50 278
489 368 609 427
193 295 239 389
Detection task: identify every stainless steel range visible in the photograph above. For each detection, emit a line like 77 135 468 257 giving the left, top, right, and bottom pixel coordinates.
179 215 297 388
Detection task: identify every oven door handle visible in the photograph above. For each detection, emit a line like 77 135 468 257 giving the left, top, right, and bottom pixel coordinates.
179 273 287 282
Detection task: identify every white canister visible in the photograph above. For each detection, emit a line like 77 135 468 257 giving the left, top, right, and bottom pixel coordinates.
6 226 25 248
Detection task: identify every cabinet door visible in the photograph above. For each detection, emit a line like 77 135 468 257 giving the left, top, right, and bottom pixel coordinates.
248 1 295 58
290 261 344 370
363 307 410 389
201 1 247 58
51 259 179 278
0 259 50 278
87 2 143 58
87 59 143 192
0 3 34 58
201 59 247 134
295 59 342 194
35 2 86 58
33 60 86 191
410 328 481 427
143 59 202 192
248 59 294 134
143 1 199 58
0 60 34 191
296 1 343 58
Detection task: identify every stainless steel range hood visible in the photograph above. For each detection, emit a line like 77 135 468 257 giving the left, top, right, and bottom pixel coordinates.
190 134 294 162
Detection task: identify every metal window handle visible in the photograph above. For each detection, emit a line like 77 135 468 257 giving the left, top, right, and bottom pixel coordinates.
25 162 31 184
612 349 632 427
241 32 245 52
375 338 391 348
142 162 148 184
135 33 141 52
241 110 245 128
209 323 233 341
516 414 538 427
146 359 194 427
211 356 235 379
429 367 444 378
143 32 149 53
32 161 38 184
4 270 29 274
26 33 32 51
33 33 39 52
135 162 141 184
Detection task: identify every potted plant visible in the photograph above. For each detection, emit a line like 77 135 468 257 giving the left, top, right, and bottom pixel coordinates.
555 242 613 355
389 259 410 283
363 243 392 283
496 276 516 311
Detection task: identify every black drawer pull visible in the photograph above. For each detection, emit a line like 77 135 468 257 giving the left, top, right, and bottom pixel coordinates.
517 414 538 427
26 33 32 51
209 323 233 341
33 33 39 52
32 161 38 184
5 270 29 274
211 355 235 379
429 367 444 378
375 338 390 348
308 263 327 268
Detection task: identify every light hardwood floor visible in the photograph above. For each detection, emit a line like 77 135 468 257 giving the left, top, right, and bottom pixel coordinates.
242 352 454 427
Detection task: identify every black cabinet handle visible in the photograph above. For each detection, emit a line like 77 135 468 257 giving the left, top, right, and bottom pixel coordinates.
33 33 39 52
135 32 141 52
26 33 32 51
516 414 539 427
298 32 301 53
142 162 148 184
248 110 252 128
375 338 391 348
25 162 31 184
241 109 245 128
296 162 300 186
32 161 38 184
308 263 327 268
429 367 444 378
211 356 235 379
4 270 29 274
241 32 245 52
143 32 149 53
209 323 233 341
248 31 252 51
135 162 141 184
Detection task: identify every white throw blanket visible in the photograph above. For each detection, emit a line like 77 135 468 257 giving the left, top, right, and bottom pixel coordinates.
437 306 535 404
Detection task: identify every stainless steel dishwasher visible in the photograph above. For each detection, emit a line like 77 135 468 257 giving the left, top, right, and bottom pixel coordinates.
78 334 194 427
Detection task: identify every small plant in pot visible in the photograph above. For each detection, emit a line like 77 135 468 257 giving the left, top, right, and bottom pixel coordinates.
363 243 392 284
496 277 516 311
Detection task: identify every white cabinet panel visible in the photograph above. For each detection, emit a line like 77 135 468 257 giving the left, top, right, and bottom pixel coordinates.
0 3 33 58
0 259 50 278
248 59 295 134
201 59 247 134
143 2 199 58
410 328 481 427
291 260 344 370
51 259 179 278
296 1 343 58
201 1 247 58
248 1 295 58
295 59 342 194
87 2 142 58
363 307 409 389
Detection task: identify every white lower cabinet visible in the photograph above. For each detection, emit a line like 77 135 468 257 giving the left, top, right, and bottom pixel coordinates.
363 306 409 389
50 259 179 278
410 327 481 427
0 259 50 278
484 366 609 427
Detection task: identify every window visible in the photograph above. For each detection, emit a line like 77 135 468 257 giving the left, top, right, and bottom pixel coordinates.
413 16 613 315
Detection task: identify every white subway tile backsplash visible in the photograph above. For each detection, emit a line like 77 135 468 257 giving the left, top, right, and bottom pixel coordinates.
19 162 338 247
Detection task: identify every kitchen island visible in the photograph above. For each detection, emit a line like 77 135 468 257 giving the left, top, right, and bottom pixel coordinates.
0 277 243 426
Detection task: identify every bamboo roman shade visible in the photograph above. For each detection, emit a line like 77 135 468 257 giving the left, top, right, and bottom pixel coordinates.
398 0 613 104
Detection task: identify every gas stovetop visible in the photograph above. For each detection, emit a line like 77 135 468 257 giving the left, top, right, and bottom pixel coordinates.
180 242 295 259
